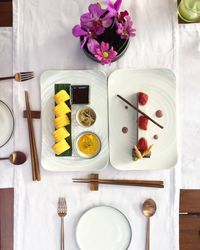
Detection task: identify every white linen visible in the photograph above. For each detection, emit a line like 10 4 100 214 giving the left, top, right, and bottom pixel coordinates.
178 24 200 189
11 0 180 249
0 0 183 249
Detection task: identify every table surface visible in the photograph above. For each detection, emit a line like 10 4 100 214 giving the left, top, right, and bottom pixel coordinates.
1 1 200 250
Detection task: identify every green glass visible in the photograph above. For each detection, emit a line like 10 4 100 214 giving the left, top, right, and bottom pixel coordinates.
178 0 200 22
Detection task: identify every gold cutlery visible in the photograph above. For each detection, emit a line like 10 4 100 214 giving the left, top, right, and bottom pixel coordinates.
24 91 40 181
73 174 164 191
117 94 164 129
0 72 34 82
0 151 26 165
142 199 157 250
58 197 67 250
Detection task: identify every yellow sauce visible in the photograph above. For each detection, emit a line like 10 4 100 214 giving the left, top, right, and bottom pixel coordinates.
77 133 101 158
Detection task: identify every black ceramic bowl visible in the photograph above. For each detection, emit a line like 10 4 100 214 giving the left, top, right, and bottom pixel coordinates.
81 22 130 63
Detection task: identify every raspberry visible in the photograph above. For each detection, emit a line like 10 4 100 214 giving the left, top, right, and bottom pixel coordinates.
138 116 148 130
138 92 148 106
137 137 148 151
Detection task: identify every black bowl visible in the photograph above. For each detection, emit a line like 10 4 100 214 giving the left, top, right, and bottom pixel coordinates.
81 22 130 63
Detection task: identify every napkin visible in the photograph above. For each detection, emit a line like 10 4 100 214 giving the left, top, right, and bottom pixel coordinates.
11 0 179 249
179 24 200 189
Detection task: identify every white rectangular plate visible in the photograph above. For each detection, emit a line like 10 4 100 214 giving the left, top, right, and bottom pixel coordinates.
40 70 109 171
108 69 177 170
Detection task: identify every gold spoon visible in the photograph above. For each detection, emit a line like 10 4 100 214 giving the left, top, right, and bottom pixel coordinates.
0 151 27 165
142 199 157 250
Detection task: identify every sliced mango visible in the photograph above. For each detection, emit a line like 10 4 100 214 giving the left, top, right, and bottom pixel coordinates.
52 127 70 142
54 90 70 104
54 115 70 129
53 102 71 117
52 139 70 155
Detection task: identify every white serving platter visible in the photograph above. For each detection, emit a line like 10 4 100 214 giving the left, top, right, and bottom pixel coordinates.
40 70 109 171
76 206 132 250
108 68 177 170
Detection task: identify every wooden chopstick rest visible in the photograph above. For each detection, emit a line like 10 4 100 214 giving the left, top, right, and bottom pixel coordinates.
72 174 164 191
23 110 41 119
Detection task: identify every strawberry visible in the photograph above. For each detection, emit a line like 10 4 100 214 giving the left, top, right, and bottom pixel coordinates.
138 116 148 130
137 137 148 151
138 92 148 106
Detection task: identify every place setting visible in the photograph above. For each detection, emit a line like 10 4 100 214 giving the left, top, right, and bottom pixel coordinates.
2 0 199 249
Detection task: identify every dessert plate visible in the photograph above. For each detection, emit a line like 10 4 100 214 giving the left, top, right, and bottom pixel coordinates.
76 206 132 250
108 69 177 170
40 70 109 171
0 100 14 148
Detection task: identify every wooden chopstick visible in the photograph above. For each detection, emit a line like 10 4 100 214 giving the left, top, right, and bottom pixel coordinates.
72 178 164 188
117 94 164 129
25 91 41 181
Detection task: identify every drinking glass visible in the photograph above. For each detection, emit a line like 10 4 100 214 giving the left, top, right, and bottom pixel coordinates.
178 0 200 22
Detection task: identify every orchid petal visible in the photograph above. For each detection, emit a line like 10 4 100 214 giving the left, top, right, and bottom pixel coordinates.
102 19 113 28
114 0 122 12
106 0 122 15
72 25 87 37
88 4 105 19
87 38 100 54
80 36 88 48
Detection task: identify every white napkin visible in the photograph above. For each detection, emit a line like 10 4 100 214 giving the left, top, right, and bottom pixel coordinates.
12 0 179 249
178 24 200 189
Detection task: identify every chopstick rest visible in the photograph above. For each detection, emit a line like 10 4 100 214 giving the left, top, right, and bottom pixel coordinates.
23 110 41 119
72 174 164 191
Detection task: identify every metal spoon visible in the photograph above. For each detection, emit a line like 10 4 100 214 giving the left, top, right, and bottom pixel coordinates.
142 199 157 250
0 151 27 165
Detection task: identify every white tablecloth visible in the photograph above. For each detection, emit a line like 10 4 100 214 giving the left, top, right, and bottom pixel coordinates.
1 0 199 249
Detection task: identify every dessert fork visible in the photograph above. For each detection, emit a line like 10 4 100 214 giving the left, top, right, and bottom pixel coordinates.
58 197 67 250
0 72 34 82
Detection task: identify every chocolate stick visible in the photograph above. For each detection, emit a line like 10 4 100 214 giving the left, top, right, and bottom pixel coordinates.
117 94 164 129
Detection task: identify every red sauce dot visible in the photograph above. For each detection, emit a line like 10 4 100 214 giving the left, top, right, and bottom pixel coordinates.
122 127 128 134
156 110 163 118
153 134 158 140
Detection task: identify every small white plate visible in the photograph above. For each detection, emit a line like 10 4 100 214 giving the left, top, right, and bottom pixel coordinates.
40 70 109 171
0 100 14 148
76 206 132 250
108 69 177 170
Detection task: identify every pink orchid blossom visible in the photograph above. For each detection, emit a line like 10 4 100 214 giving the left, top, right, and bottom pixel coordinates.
116 15 136 39
72 25 99 54
106 0 122 17
81 3 112 35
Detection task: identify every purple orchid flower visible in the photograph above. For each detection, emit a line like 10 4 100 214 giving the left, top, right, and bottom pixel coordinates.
106 0 122 17
94 41 117 65
72 25 99 54
80 3 113 36
116 15 136 39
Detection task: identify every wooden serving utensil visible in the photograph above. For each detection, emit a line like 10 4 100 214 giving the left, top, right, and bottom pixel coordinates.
72 174 164 191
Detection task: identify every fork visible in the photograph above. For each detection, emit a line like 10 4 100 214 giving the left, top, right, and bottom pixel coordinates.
0 72 34 82
58 197 67 250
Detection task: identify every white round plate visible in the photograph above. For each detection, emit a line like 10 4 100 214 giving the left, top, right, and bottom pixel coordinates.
76 206 132 250
0 100 14 147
